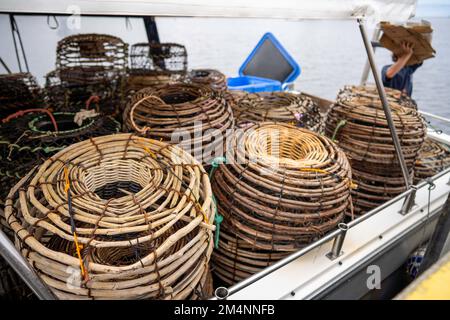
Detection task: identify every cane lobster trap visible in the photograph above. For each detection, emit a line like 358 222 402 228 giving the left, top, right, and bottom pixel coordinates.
45 33 128 115
414 138 450 184
184 69 228 92
4 134 215 299
123 83 234 165
211 122 353 285
324 85 427 216
126 42 188 93
230 91 323 132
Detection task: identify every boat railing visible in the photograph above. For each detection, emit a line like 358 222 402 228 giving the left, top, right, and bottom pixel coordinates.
217 166 450 299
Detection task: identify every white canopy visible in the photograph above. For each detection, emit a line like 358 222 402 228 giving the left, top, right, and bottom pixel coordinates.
0 0 417 21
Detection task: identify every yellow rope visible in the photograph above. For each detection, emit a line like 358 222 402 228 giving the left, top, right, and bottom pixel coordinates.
73 232 87 279
64 167 70 194
64 166 88 280
300 167 357 189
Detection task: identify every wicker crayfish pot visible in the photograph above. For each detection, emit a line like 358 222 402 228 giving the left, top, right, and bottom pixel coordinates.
324 85 426 217
184 69 227 92
337 85 418 110
126 42 187 93
0 73 43 118
211 122 352 285
123 83 234 165
4 133 215 299
231 91 323 132
45 34 128 115
414 138 450 184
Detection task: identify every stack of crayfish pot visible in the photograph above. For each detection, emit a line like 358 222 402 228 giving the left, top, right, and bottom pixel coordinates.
0 73 43 118
230 91 323 132
211 122 352 285
184 69 228 93
0 109 120 236
324 85 426 217
414 138 450 184
45 33 128 115
4 134 215 299
123 83 234 165
183 69 242 114
126 42 187 94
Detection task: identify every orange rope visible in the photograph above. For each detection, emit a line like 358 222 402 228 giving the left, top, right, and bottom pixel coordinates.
64 167 88 280
85 95 100 110
2 108 58 131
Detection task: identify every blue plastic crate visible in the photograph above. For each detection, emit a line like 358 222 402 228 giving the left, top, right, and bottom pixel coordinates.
227 75 281 93
228 32 300 92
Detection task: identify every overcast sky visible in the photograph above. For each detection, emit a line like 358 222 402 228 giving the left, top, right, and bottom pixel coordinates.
416 0 450 17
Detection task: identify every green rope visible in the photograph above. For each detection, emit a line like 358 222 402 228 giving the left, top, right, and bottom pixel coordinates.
209 156 226 180
28 112 95 134
331 120 347 142
212 195 223 249
209 157 226 249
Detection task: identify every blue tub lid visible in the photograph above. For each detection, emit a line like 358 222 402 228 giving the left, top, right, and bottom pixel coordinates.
238 32 301 85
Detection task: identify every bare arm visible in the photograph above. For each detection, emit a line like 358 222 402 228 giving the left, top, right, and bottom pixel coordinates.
385 42 415 79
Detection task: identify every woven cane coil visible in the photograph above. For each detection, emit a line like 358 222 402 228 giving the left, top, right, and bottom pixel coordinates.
324 85 426 216
184 69 227 92
212 222 289 286
338 85 418 110
125 73 174 93
231 91 323 131
414 138 450 183
123 83 234 165
0 73 43 118
4 134 214 299
210 122 351 283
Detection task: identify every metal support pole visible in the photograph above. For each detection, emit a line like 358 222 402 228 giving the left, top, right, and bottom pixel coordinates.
399 185 418 215
357 18 411 188
143 16 160 44
360 28 381 85
326 223 349 260
0 230 56 300
142 16 165 70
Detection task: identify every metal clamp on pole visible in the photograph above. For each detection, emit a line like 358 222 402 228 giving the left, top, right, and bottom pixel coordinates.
326 223 349 260
357 18 411 190
399 185 418 215
214 287 229 300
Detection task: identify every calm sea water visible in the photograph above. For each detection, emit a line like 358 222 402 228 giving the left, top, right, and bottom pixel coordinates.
1 15 448 131
156 17 450 132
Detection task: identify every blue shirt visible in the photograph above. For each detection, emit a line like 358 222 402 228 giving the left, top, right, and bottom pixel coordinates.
382 63 422 97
